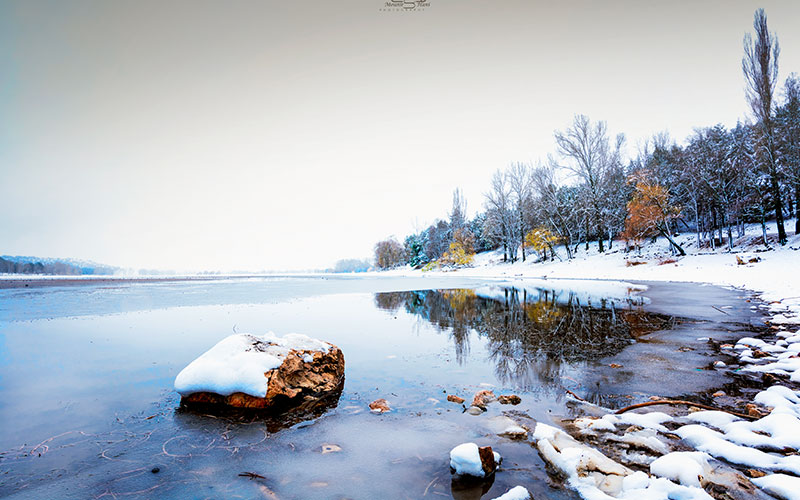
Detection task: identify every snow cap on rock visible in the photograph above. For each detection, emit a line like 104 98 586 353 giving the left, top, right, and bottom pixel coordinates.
174 332 332 398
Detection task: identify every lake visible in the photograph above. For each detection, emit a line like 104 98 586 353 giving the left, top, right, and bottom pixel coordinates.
0 276 762 499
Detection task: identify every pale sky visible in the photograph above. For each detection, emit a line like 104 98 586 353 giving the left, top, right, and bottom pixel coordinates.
2 0 799 272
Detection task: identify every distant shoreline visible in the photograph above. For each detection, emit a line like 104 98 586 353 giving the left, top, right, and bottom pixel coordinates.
0 274 328 289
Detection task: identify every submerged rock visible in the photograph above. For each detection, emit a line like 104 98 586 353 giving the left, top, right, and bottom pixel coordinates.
447 394 466 404
369 398 391 413
485 415 528 439
175 332 344 412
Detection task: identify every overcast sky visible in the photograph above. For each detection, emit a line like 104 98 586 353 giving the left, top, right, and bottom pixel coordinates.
2 0 800 272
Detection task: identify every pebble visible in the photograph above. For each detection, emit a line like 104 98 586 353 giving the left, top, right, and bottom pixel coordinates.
472 390 496 409
369 398 391 413
498 394 521 405
466 405 485 415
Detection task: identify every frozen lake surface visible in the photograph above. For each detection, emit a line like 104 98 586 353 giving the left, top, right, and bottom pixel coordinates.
0 276 762 499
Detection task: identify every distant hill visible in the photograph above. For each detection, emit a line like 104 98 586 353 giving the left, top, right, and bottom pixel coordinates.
0 255 120 276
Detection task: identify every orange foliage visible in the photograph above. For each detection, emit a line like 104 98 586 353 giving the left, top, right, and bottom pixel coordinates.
622 172 680 245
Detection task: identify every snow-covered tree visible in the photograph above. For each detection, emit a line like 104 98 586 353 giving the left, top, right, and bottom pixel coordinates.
374 238 405 269
507 162 533 262
484 169 518 262
530 162 578 259
777 73 800 234
554 114 624 253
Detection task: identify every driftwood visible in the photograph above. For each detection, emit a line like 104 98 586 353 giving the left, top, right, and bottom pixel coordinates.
614 399 758 421
565 389 588 403
566 389 759 421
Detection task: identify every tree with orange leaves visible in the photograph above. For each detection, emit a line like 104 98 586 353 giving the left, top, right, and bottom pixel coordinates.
622 171 686 256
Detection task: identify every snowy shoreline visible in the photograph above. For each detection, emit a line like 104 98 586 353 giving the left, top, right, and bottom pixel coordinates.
437 224 799 500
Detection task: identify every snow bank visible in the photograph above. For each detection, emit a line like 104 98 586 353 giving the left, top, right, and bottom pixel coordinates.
174 332 332 397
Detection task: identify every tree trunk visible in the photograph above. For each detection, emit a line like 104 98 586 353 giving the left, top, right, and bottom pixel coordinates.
795 181 800 235
659 227 686 256
596 210 605 253
763 133 786 245
727 223 733 252
694 202 701 249
709 213 715 250
584 218 590 252
769 162 787 245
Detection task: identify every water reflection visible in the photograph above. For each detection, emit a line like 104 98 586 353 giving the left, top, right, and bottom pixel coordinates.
374 287 678 390
175 385 344 433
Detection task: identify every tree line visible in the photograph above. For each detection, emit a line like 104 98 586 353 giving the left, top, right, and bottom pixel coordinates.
374 9 800 269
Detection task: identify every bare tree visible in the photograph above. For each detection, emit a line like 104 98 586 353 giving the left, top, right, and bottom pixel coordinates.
532 161 577 259
554 114 624 252
484 170 517 262
743 8 787 244
449 188 468 231
507 162 533 262
374 238 405 269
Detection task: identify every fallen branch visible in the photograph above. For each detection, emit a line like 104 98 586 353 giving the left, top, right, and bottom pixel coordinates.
614 399 757 420
711 305 729 315
565 389 588 403
239 472 266 480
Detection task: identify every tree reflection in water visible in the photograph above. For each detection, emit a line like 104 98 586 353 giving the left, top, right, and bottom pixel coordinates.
374 287 678 391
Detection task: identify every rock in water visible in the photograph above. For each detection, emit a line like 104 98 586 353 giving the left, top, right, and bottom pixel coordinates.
478 446 498 476
175 332 344 411
497 394 521 405
369 398 391 413
471 390 496 410
449 443 501 478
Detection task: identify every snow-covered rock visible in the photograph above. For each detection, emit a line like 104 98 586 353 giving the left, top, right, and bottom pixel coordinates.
650 452 711 487
490 485 530 500
175 332 344 410
532 422 714 499
752 474 800 500
449 442 501 477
